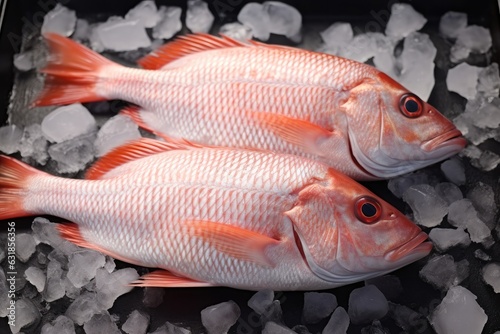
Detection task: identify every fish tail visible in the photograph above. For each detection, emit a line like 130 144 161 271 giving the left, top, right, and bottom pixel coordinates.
0 155 44 220
32 33 120 107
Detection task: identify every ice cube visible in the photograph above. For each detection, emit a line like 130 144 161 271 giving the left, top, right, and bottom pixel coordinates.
322 306 350 334
302 292 337 324
402 184 448 227
447 62 481 100
186 0 214 33
292 325 311 334
455 25 492 54
67 250 106 288
41 315 76 334
84 313 121 334
474 249 491 261
262 321 295 334
482 263 500 293
41 104 96 143
41 4 77 37
459 145 482 160
428 228 471 252
440 158 466 185
248 290 274 315
439 12 467 39
238 3 271 41
360 320 390 334
263 1 302 41
126 0 161 28
9 298 41 334
450 43 471 63
385 3 427 41
398 32 436 101
201 300 241 334
122 310 150 334
143 287 165 308
364 275 403 302
434 183 463 205
153 6 182 40
388 302 425 332
430 286 487 334
419 255 469 290
15 233 36 262
473 103 500 129
91 17 151 52
472 150 500 171
149 321 192 334
0 124 23 154
219 22 253 41
387 171 429 198
65 292 102 325
14 52 35 71
320 23 353 50
64 276 82 299
348 285 388 325
73 19 90 41
96 268 139 309
19 124 49 165
467 182 498 226
448 199 493 245
104 256 116 273
94 114 141 157
24 266 46 293
48 132 96 174
43 259 66 302
340 33 377 63
32 217 65 248
0 268 10 317
477 63 500 98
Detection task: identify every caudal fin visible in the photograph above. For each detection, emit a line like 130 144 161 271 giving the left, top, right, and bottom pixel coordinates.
0 156 43 220
32 33 118 107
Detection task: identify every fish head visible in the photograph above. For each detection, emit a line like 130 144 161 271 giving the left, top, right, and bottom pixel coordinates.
286 169 432 284
340 73 466 179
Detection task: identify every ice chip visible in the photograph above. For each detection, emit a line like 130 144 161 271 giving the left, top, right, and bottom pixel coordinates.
320 22 353 49
429 228 470 252
434 182 463 205
385 3 427 40
41 104 96 143
0 124 23 154
219 22 253 41
302 292 337 324
0 268 7 317
20 124 49 165
14 52 35 71
48 132 96 174
402 184 448 227
43 258 66 302
73 19 90 41
9 298 41 334
387 171 429 198
41 315 75 334
153 6 182 40
322 306 350 334
260 300 283 324
474 249 491 261
450 43 471 63
67 250 106 288
143 287 165 308
364 275 403 302
32 217 65 248
15 233 36 262
263 1 302 41
126 0 161 28
42 4 77 37
341 33 377 63
473 103 500 129
65 292 102 325
150 321 191 334
84 313 121 334
419 255 469 290
472 150 500 172
186 0 214 33
248 290 274 315
238 3 271 41
91 17 151 52
96 268 139 309
430 286 487 334
456 25 492 54
482 263 500 293
201 300 241 334
439 12 467 39
477 63 500 98
446 62 481 100
25 266 46 293
360 320 390 334
122 310 150 334
262 322 295 334
95 114 141 156
440 158 466 185
448 199 492 244
467 182 497 226
348 285 388 325
388 302 425 332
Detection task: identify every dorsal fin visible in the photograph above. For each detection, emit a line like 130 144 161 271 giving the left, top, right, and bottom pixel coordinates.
85 138 198 180
138 33 250 70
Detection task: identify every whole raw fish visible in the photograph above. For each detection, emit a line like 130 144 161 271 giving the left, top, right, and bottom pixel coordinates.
0 139 431 290
33 33 465 180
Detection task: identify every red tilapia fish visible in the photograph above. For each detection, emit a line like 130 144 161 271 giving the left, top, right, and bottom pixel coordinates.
0 139 431 290
33 34 465 180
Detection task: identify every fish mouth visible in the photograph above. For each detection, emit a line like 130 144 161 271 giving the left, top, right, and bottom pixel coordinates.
421 129 466 152
384 232 432 262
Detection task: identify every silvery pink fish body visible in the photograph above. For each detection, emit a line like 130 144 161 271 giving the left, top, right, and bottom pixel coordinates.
34 34 465 181
0 140 431 290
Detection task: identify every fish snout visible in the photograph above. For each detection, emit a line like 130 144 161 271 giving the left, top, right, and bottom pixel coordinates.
384 231 432 262
420 128 466 152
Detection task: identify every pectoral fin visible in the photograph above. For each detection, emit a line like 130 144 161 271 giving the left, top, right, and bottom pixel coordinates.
185 220 279 267
130 270 214 288
251 112 332 156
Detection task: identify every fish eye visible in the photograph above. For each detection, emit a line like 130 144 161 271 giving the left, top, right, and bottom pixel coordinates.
355 196 382 224
399 93 423 118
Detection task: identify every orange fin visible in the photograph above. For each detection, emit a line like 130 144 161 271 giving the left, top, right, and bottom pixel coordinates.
138 33 248 70
85 138 199 180
130 270 213 288
120 105 171 140
186 220 279 268
32 33 117 107
0 155 46 220
252 112 332 156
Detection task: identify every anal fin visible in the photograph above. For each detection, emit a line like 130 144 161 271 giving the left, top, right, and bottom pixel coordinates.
130 270 214 288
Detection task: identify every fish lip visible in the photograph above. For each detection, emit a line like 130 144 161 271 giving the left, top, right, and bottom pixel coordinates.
421 129 466 152
384 232 432 262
